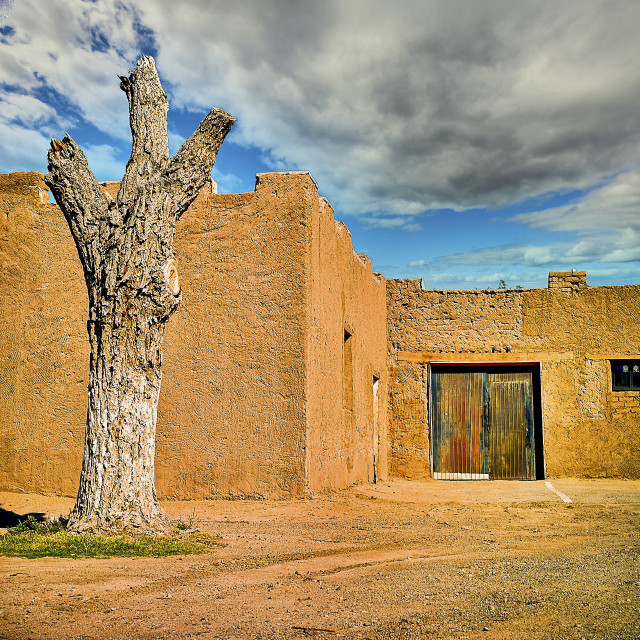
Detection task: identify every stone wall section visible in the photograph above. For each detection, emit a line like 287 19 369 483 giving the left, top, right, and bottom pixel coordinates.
387 277 640 479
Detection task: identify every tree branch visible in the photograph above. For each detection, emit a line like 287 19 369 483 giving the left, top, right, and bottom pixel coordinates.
164 107 235 218
117 56 170 209
44 135 109 277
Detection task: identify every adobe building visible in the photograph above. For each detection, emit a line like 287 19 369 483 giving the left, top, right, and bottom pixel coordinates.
387 276 640 480
0 171 388 498
0 170 638 499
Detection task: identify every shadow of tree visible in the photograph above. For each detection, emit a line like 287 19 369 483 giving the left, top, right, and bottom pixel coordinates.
0 508 46 529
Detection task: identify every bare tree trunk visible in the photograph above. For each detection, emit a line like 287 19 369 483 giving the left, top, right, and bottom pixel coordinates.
45 57 234 534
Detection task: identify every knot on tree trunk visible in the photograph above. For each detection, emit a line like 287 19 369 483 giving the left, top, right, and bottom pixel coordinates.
164 258 181 296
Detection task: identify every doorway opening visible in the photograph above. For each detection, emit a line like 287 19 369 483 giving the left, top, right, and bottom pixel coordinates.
430 364 543 480
372 375 380 483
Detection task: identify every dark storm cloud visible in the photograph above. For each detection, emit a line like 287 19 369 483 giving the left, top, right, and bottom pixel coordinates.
141 0 638 217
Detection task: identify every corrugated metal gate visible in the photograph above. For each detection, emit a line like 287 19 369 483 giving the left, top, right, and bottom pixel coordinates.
431 368 536 480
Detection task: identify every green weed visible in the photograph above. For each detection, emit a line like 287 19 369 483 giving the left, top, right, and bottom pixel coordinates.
0 515 223 559
173 509 200 531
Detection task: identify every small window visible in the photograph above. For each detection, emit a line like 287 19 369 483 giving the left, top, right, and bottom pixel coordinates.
611 360 640 391
343 329 353 410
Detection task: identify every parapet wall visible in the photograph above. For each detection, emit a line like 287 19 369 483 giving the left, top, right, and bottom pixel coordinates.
387 278 640 479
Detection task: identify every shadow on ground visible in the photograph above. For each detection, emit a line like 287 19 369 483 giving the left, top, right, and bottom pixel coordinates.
0 508 45 529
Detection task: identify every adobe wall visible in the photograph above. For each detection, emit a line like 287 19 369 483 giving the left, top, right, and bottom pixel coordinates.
155 172 313 498
0 171 313 498
387 274 640 479
0 170 387 498
305 198 388 492
0 173 88 495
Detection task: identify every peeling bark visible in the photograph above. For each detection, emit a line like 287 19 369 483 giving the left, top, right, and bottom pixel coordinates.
45 56 234 534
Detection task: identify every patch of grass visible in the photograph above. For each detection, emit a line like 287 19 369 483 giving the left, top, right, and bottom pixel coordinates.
0 516 224 559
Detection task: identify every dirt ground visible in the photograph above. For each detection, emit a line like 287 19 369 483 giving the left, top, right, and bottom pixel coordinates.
1 479 638 640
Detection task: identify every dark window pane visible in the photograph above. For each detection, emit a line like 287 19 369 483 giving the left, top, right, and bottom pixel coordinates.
611 360 640 391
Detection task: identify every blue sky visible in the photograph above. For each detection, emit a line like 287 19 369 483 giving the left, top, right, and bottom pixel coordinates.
1 0 639 289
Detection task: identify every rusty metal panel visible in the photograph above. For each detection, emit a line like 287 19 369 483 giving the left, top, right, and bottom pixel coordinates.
431 368 535 480
486 372 535 480
431 371 488 480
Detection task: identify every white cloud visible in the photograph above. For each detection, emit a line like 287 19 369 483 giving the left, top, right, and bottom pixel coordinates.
415 270 543 290
0 120 50 172
440 244 562 268
0 0 14 23
2 0 640 230
509 172 640 233
0 92 67 127
408 170 640 279
0 91 72 173
133 0 640 217
507 171 640 263
82 144 126 182
0 0 144 141
211 168 249 195
360 215 423 232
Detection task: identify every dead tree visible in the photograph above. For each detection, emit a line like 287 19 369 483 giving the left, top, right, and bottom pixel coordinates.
45 56 235 534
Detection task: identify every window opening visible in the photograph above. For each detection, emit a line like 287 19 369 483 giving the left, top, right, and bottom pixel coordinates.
611 360 640 391
343 329 353 411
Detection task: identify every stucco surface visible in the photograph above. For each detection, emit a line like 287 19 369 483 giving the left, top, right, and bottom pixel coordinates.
2 170 636 499
305 198 387 491
0 173 88 495
0 172 387 498
156 173 312 498
386 275 640 479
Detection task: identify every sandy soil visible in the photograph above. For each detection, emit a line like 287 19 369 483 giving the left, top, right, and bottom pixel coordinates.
1 479 638 639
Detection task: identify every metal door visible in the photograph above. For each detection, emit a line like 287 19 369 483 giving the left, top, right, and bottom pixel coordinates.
431 368 535 480
431 371 487 479
485 372 534 479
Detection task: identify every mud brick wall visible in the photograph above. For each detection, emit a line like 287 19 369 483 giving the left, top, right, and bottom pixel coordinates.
387 279 525 354
607 392 640 417
156 172 313 498
387 276 640 479
0 171 387 498
387 363 429 479
548 270 587 292
305 197 388 491
0 173 88 495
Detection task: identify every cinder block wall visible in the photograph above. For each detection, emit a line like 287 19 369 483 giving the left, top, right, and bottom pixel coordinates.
387 275 640 479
